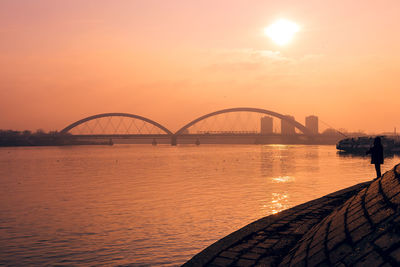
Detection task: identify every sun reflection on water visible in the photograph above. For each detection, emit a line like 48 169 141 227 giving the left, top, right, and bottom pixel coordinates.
271 176 295 183
270 193 289 214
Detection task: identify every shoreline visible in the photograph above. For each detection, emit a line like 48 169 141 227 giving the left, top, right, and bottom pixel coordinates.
183 181 371 266
184 163 400 266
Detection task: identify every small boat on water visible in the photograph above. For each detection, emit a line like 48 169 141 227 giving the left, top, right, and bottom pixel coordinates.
336 136 400 154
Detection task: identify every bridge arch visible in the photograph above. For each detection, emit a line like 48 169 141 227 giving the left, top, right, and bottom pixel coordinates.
60 113 173 135
174 107 312 136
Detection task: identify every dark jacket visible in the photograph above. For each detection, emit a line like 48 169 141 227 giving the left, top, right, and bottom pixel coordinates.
367 145 384 164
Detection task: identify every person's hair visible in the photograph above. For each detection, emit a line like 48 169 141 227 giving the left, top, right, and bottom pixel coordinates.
374 136 381 146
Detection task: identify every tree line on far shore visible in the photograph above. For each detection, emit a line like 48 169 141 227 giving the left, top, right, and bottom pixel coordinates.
0 129 71 146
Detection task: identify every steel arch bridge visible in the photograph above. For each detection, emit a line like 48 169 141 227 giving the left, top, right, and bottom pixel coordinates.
60 113 173 136
175 107 312 135
60 108 315 145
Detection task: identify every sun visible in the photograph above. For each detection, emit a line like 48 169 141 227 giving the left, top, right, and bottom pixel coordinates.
264 19 300 46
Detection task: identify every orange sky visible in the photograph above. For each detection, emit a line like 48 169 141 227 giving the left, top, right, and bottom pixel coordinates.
1 0 399 133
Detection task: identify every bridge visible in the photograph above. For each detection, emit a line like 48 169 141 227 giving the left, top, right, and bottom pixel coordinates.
60 108 335 145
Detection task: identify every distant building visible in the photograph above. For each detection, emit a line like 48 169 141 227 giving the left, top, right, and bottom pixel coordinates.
260 116 273 134
281 115 296 135
305 115 319 134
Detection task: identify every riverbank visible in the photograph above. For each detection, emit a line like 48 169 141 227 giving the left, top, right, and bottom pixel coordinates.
184 164 400 266
0 130 113 146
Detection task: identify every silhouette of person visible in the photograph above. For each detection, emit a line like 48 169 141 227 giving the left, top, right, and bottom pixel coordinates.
366 137 384 178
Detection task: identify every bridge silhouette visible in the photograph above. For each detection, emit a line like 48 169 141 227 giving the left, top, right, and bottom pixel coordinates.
60 107 332 145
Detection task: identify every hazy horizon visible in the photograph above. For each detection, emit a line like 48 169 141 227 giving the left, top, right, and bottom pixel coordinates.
1 0 400 133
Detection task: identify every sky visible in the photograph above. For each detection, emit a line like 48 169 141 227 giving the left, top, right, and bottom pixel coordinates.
1 0 399 133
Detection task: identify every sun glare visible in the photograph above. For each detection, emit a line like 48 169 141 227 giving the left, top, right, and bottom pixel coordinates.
264 19 300 46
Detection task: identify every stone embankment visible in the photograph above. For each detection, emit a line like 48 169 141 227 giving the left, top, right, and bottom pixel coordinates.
184 164 400 266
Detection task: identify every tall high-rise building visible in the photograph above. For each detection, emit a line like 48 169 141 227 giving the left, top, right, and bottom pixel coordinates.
305 115 319 134
260 116 273 134
281 115 295 135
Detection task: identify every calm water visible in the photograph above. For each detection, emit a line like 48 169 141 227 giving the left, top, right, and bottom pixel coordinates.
1 145 399 266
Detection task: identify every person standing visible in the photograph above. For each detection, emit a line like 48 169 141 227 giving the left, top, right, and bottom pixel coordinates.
366 137 384 178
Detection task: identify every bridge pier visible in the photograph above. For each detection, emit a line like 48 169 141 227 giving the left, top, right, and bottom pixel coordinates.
171 135 177 146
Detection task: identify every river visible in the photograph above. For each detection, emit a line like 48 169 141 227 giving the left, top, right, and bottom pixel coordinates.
1 145 399 266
